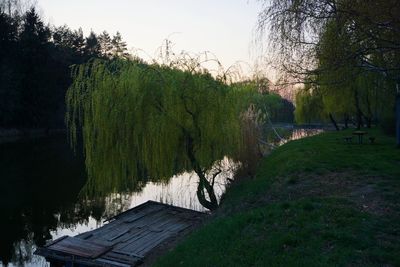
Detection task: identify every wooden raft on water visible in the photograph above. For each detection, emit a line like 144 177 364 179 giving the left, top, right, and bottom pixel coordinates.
35 201 205 266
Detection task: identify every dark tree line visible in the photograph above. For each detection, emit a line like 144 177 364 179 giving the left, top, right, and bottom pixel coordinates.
0 7 129 129
268 98 294 123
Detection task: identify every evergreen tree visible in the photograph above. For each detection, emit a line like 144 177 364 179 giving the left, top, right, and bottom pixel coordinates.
111 31 128 59
98 30 112 58
0 11 19 126
17 7 53 127
52 25 74 48
85 30 101 59
71 27 85 56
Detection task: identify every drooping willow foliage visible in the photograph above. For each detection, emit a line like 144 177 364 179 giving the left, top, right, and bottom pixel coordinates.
66 58 265 208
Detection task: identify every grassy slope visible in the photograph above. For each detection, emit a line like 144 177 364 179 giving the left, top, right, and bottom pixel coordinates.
154 129 400 267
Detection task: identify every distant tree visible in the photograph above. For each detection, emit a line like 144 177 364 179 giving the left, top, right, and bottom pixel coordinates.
52 25 74 49
52 25 78 64
111 31 129 59
98 31 113 58
280 99 295 122
0 11 19 126
0 0 33 16
71 27 85 56
17 7 54 127
231 79 294 123
294 85 326 124
85 30 101 59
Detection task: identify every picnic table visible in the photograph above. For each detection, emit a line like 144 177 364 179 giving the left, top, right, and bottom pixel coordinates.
352 131 367 144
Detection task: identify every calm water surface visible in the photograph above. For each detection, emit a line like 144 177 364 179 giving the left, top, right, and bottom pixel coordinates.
0 127 321 266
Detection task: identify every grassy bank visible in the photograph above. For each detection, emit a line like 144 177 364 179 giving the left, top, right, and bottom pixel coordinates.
154 129 400 266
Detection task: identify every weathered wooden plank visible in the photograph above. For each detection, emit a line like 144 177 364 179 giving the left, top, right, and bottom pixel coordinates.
101 224 136 241
106 201 164 222
145 209 183 228
108 227 152 249
35 248 103 267
78 238 114 248
135 223 192 255
100 251 142 265
145 215 188 234
76 221 121 240
107 250 144 259
95 207 169 243
165 221 191 233
115 214 176 251
121 224 179 254
108 229 130 241
94 258 133 267
44 235 69 247
80 233 93 240
129 209 172 228
121 204 165 223
87 224 132 243
47 236 111 259
119 233 159 256
117 215 187 255
115 229 154 253
135 231 174 255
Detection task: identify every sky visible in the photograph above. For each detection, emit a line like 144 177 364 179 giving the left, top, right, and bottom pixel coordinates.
37 0 265 74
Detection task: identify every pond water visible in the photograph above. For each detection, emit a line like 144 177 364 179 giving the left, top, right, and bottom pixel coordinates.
0 127 322 267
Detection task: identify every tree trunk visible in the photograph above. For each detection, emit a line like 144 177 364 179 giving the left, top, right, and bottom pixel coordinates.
354 89 363 129
362 113 372 128
396 87 400 148
344 114 349 129
329 113 340 131
364 93 373 128
8 0 11 16
186 133 219 211
365 116 372 128
195 169 218 211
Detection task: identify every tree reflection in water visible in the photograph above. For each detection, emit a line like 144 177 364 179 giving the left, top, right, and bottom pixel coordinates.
0 135 234 266
0 135 87 266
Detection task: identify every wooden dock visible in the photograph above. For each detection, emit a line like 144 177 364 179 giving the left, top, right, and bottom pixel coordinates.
35 201 205 266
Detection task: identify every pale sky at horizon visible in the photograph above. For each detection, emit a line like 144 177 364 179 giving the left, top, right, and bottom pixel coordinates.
37 0 267 76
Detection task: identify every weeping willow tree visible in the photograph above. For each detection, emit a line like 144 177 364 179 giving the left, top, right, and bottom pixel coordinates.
66 58 261 210
314 19 398 130
258 0 400 145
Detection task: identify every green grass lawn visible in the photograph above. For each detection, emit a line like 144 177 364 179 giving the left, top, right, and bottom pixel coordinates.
154 128 400 267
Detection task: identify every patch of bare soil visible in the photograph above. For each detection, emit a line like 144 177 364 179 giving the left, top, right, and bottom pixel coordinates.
263 171 395 216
